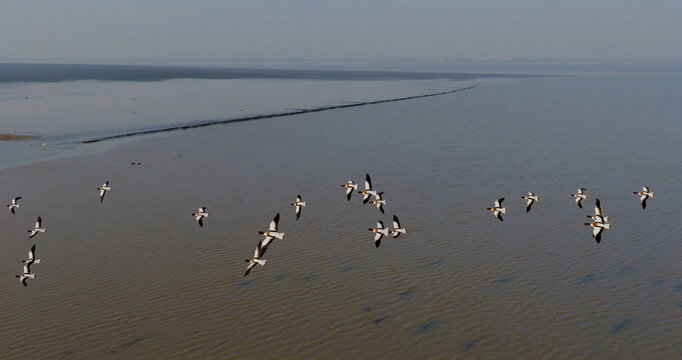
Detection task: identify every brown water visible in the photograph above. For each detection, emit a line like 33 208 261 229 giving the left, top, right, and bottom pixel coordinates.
0 73 681 359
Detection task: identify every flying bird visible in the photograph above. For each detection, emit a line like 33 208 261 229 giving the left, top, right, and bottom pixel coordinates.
291 195 306 220
368 221 389 248
358 173 378 204
586 198 609 223
371 192 386 214
22 244 41 270
584 220 610 244
6 196 21 214
521 192 538 212
571 188 588 208
28 217 45 239
15 265 36 287
341 180 358 201
258 213 285 249
487 198 506 222
244 240 268 277
97 181 111 203
390 215 407 238
191 207 208 227
633 186 654 209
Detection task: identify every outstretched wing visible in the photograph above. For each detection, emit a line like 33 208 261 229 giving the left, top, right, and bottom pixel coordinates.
269 213 280 231
365 173 372 190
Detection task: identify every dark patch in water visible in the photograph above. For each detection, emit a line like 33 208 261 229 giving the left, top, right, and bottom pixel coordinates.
302 273 326 282
610 318 633 334
237 279 257 287
59 350 77 359
618 266 635 274
674 282 682 292
679 300 682 309
273 274 289 281
341 265 356 273
372 316 389 324
575 274 595 285
462 336 488 351
398 290 413 298
363 301 384 312
107 336 147 355
427 259 443 267
120 337 145 348
653 279 666 286
415 320 439 333
494 277 514 284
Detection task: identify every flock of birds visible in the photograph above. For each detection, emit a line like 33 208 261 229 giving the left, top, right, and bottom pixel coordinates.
244 174 406 276
6 177 655 285
486 186 655 243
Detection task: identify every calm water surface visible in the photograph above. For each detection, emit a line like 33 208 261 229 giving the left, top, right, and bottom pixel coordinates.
0 68 680 359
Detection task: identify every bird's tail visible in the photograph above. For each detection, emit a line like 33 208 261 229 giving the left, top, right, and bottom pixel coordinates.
254 259 267 266
299 202 307 206
26 274 36 279
601 223 611 230
270 232 285 239
499 208 506 214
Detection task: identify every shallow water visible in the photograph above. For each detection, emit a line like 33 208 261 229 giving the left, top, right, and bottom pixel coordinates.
0 69 681 359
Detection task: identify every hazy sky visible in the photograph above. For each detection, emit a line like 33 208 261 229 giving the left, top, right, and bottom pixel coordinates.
2 0 681 61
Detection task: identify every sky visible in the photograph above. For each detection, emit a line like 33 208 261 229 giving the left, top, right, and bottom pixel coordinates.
1 0 681 62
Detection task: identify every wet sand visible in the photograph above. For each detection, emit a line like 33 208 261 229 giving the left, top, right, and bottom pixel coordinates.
0 75 681 359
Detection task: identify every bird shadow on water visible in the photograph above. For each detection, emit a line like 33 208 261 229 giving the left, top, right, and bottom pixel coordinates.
425 258 442 268
574 274 596 285
372 315 389 325
340 265 357 273
462 336 488 351
107 336 148 355
236 278 258 288
653 279 666 286
610 318 633 335
494 277 514 285
618 266 635 274
273 273 289 281
363 301 385 312
415 320 439 333
398 289 414 298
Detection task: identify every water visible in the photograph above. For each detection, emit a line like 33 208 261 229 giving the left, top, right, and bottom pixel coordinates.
0 63 529 169
0 63 680 358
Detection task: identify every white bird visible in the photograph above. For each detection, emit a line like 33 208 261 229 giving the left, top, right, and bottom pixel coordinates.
586 198 609 223
290 195 306 220
371 192 386 214
584 220 610 244
521 192 538 212
22 244 41 270
340 180 358 201
487 198 506 222
191 207 208 227
258 213 284 249
390 215 407 238
6 196 21 214
633 186 655 209
15 265 36 287
41 142 47 152
358 173 378 204
28 217 45 239
97 181 111 203
244 240 268 277
571 188 588 208
368 221 389 248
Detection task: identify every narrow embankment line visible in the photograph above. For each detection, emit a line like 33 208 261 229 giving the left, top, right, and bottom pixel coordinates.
83 85 476 144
